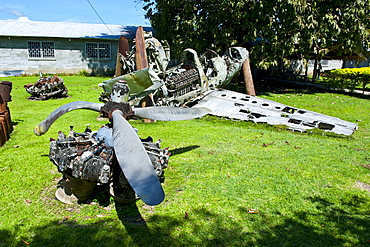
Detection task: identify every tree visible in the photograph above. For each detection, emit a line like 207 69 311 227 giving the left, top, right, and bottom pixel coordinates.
140 0 369 69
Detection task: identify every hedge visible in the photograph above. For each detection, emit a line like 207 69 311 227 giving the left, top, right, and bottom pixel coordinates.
322 67 370 92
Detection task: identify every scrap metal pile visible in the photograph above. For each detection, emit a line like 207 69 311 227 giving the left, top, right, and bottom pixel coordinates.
24 75 68 100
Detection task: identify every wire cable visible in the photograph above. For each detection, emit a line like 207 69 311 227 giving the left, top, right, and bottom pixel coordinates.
86 0 114 34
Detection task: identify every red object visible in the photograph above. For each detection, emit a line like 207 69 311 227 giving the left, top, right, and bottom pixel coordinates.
0 87 13 147
0 81 12 102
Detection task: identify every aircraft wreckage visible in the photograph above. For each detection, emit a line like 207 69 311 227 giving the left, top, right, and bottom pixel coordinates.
100 33 357 136
34 82 210 205
34 28 357 206
24 75 68 100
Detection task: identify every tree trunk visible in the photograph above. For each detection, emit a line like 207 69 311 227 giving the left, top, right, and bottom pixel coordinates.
304 59 308 82
312 58 318 83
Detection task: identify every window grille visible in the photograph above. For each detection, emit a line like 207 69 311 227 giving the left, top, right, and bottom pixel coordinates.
86 42 111 59
41 42 55 57
28 41 55 58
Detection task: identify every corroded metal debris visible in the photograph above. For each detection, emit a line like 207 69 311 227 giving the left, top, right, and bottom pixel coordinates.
194 89 357 135
101 36 357 135
24 76 68 100
99 38 249 107
34 81 208 205
0 81 12 146
49 125 169 204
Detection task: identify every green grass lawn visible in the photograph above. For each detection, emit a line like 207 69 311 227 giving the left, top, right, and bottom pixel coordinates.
0 76 369 246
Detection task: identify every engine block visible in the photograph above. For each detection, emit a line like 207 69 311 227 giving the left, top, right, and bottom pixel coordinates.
24 76 68 100
49 125 170 185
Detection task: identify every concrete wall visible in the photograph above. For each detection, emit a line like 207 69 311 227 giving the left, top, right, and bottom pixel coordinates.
345 59 370 68
0 36 122 75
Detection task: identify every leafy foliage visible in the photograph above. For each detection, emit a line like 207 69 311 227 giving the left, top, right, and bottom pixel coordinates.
322 67 370 91
141 0 369 68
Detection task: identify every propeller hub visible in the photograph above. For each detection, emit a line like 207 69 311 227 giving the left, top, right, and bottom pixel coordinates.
100 101 134 120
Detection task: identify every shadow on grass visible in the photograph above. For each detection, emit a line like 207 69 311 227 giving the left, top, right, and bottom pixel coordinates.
170 145 200 156
255 79 370 100
10 118 23 126
254 80 329 97
225 79 325 97
248 194 370 246
0 229 15 246
338 90 370 100
226 78 370 100
3 194 369 246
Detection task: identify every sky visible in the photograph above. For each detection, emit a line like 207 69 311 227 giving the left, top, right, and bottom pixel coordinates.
0 0 151 26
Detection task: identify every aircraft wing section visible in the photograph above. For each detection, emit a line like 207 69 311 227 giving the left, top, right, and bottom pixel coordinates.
193 89 357 135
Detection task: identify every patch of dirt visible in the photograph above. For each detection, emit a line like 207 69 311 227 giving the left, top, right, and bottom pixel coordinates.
355 181 370 193
141 204 155 214
40 182 59 204
361 164 370 169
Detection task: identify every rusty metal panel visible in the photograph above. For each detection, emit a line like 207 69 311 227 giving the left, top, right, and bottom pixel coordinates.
0 92 12 146
115 36 130 77
135 26 148 70
0 123 5 147
0 81 12 102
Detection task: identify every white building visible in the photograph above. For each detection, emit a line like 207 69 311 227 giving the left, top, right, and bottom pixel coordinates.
0 18 152 75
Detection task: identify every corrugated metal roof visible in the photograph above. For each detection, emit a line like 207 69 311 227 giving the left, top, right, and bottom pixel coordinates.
0 19 153 40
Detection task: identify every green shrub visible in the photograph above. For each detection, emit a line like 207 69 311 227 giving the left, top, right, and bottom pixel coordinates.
322 67 370 92
78 70 89 76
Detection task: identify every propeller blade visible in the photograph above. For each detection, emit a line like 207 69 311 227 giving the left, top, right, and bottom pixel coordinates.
34 101 104 136
112 110 164 205
133 106 211 121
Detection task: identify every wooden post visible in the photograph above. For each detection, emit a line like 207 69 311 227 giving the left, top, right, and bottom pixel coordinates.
135 27 155 122
115 36 129 77
242 59 256 96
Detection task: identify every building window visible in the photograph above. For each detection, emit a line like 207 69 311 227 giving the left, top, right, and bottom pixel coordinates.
28 41 55 58
86 42 111 59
